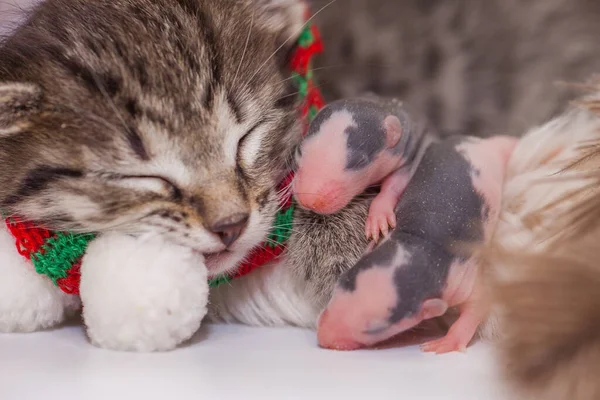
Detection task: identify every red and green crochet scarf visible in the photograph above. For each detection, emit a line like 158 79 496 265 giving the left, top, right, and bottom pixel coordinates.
4 12 325 295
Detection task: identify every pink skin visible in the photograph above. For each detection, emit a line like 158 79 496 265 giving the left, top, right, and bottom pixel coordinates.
317 136 517 354
294 112 410 241
364 168 412 242
293 111 371 214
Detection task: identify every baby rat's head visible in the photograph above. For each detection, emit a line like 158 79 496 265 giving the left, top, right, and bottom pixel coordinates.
293 98 404 214
317 239 448 350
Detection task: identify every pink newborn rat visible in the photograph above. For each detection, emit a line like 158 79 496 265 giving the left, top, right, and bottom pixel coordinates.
293 97 435 241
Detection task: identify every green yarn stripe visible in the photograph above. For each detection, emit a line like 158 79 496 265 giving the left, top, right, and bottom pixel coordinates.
208 275 231 288
297 26 314 48
32 232 96 284
266 204 295 249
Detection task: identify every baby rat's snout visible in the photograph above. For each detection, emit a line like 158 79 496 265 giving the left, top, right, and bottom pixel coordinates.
317 309 364 351
293 177 349 214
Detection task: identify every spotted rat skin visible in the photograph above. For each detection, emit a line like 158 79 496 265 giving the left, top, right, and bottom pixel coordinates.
304 97 432 171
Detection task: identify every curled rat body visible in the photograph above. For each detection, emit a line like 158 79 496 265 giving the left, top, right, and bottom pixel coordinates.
293 97 435 241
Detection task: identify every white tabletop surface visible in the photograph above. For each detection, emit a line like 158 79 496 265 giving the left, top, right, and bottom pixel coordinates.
0 322 509 400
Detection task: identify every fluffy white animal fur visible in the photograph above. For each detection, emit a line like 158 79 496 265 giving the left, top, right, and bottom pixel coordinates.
485 105 600 290
208 261 320 328
479 92 600 398
474 104 600 343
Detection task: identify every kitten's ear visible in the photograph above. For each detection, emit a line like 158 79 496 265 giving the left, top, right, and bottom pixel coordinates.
256 0 306 37
0 82 42 136
256 0 307 61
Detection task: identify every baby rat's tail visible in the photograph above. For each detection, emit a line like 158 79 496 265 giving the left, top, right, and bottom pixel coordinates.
488 236 600 400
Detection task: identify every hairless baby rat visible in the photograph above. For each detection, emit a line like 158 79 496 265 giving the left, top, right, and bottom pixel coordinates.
293 96 435 241
316 134 517 353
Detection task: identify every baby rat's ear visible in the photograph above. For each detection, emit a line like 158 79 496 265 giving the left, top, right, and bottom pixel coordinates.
0 82 42 137
419 299 448 320
383 115 403 148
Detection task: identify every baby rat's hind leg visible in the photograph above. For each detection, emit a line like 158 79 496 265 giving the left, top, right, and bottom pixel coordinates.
365 168 411 242
420 299 485 354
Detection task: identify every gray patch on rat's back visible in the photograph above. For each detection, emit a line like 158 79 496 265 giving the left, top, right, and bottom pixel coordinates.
308 98 387 170
388 135 485 322
337 237 402 292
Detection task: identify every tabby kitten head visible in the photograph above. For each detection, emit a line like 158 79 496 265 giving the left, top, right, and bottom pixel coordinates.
0 0 305 275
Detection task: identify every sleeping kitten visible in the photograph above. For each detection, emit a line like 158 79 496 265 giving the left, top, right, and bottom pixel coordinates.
0 0 305 277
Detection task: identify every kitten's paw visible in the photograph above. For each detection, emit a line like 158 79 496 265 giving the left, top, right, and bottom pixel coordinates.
365 204 396 242
80 233 208 352
0 225 79 332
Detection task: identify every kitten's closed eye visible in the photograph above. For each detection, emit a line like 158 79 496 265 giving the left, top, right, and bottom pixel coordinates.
237 119 267 166
107 174 182 200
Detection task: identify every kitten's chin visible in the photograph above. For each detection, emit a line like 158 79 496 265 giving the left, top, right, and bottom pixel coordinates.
204 250 243 277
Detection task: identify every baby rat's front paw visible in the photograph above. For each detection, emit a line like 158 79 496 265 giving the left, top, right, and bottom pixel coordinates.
365 201 397 242
80 233 208 352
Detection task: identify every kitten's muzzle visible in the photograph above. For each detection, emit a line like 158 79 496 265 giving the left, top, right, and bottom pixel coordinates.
209 212 249 247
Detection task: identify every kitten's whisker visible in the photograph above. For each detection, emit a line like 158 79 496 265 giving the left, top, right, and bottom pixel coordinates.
246 0 337 87
272 66 338 86
269 223 303 232
275 80 332 102
274 60 434 87
263 238 289 249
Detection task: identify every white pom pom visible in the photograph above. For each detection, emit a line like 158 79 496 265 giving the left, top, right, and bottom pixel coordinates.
80 233 208 352
0 224 79 332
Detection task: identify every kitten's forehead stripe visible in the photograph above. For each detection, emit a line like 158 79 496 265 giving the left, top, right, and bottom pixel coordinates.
226 91 244 124
197 8 222 109
125 127 150 161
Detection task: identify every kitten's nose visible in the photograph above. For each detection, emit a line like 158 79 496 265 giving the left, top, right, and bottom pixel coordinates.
209 213 249 247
